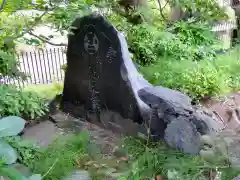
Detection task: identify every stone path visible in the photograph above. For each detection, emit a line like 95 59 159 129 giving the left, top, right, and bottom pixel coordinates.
22 120 63 147
49 112 122 156
22 111 133 179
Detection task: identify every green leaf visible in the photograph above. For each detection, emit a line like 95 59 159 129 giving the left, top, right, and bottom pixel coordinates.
0 138 18 164
28 174 42 180
0 166 28 180
0 116 25 137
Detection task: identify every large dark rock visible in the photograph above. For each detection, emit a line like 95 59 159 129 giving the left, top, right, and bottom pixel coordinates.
138 86 194 124
164 118 201 155
62 14 151 123
62 14 223 155
138 86 224 152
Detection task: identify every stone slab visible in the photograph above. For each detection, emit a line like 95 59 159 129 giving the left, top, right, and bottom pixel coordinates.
22 121 63 147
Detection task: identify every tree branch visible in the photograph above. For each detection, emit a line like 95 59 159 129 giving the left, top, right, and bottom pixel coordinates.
157 0 170 21
28 30 67 46
14 7 56 39
162 0 170 9
0 0 6 12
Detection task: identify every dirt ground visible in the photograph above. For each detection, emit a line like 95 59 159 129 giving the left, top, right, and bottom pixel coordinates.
201 92 240 129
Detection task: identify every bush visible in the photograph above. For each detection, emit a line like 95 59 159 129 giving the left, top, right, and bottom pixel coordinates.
140 56 232 100
0 85 48 119
153 31 192 61
169 20 217 46
125 21 218 65
127 24 157 66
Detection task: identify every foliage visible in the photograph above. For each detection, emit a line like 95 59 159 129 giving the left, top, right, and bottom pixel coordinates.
125 20 218 65
24 83 63 100
106 13 130 33
4 136 41 166
0 85 48 119
141 46 240 100
0 116 42 180
29 132 90 180
0 1 46 79
46 0 109 32
168 0 228 22
123 137 240 179
153 31 192 61
127 24 157 65
168 19 217 46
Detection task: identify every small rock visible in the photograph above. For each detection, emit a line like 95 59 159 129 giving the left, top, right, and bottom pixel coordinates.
199 150 216 161
199 130 240 168
164 118 201 155
63 170 91 180
156 175 164 180
22 121 62 147
200 135 214 147
233 175 240 180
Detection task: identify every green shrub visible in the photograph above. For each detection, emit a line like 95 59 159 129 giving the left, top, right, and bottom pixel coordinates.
154 20 218 61
169 20 217 46
0 85 48 119
125 21 218 65
140 57 231 100
127 24 157 66
106 13 130 33
153 31 192 61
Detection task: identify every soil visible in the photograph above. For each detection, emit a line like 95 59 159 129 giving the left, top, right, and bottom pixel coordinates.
200 92 240 125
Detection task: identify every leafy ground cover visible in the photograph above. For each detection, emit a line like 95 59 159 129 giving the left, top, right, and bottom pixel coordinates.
141 45 240 101
0 85 48 119
7 129 240 180
123 137 240 180
28 132 90 180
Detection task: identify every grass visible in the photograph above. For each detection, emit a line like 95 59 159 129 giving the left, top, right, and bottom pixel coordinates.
10 125 240 180
122 137 240 180
24 131 130 180
28 132 90 180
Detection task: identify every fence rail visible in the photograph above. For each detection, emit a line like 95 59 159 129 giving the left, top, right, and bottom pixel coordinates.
1 48 67 87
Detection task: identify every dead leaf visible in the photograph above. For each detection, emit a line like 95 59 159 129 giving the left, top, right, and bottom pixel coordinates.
75 159 81 168
120 156 128 161
156 175 164 180
85 161 96 166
